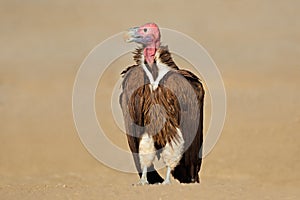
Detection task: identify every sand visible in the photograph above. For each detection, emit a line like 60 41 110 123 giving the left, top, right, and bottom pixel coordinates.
0 0 299 199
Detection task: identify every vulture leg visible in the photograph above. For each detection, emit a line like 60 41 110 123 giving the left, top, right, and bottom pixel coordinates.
137 166 149 185
162 166 171 185
136 133 156 185
161 128 185 185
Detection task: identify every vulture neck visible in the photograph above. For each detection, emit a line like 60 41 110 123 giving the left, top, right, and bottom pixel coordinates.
143 46 157 66
143 46 159 81
136 45 179 90
141 46 173 90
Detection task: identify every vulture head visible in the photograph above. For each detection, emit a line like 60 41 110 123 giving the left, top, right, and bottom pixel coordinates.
124 23 161 65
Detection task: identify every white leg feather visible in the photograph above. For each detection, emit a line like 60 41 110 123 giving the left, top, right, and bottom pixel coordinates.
161 128 184 184
137 133 155 185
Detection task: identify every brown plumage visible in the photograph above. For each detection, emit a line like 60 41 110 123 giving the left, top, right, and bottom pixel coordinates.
120 45 204 184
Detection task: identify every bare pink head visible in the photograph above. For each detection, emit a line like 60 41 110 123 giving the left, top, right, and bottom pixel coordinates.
124 23 161 65
125 23 161 47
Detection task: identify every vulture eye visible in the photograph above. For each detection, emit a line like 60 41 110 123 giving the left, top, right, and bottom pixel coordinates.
143 28 147 32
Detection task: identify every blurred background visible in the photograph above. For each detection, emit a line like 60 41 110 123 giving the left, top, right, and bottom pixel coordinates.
0 0 299 199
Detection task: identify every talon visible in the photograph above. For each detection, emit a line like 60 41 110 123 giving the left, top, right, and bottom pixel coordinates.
162 180 171 185
136 180 149 186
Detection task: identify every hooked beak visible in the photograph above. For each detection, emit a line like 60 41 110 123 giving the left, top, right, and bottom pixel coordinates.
123 27 143 43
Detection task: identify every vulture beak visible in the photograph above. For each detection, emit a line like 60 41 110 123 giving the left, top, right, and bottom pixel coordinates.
124 27 143 43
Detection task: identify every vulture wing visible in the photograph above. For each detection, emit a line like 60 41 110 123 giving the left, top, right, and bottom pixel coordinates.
119 65 164 184
164 69 204 183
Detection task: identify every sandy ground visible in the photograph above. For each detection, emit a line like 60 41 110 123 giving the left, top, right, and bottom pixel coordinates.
1 0 300 199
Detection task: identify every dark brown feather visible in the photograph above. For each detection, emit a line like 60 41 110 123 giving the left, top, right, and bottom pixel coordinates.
120 46 204 183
